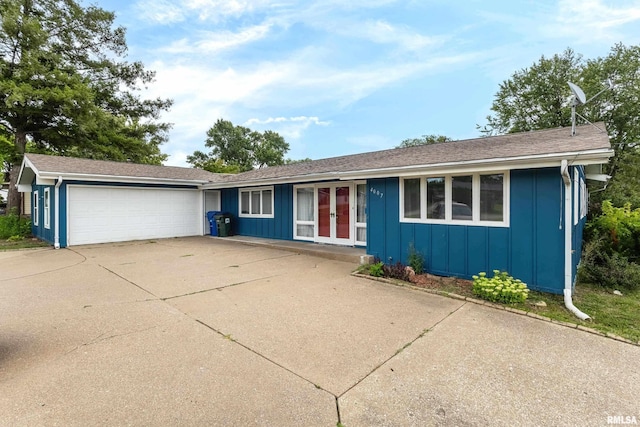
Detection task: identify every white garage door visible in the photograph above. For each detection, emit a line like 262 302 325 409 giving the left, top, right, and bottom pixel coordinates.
68 186 202 246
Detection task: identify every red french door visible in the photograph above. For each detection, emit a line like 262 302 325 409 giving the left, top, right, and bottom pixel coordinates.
316 184 353 245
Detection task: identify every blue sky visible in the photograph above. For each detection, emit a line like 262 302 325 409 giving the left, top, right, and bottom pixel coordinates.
96 0 640 166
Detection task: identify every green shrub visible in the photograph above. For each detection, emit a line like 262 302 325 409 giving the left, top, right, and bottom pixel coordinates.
369 262 384 277
407 243 424 274
586 200 640 261
578 238 640 291
0 209 32 240
472 270 529 304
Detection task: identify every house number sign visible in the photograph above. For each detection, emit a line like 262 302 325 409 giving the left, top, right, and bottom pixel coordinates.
370 188 384 198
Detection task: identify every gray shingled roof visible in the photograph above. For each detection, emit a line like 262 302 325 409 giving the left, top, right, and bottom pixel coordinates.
22 123 611 187
24 153 227 183
222 122 611 184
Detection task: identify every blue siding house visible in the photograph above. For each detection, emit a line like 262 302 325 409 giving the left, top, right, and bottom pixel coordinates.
18 123 611 306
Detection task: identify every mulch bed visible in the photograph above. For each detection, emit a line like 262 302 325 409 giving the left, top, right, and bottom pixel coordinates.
406 272 475 298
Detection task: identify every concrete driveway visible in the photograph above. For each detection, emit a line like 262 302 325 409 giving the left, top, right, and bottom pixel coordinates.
1 237 638 426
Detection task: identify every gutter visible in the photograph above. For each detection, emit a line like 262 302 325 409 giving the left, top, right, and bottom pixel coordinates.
560 160 590 321
54 176 62 249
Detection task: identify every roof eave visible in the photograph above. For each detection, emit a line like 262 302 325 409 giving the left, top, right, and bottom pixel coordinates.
37 172 211 186
342 148 614 179
201 148 614 188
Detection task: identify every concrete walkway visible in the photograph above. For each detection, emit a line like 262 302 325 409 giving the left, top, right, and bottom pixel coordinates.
1 237 638 426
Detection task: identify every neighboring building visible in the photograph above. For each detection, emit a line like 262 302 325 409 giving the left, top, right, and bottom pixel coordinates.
17 123 612 295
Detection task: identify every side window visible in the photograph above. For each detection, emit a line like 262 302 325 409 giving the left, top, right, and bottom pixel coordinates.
44 188 51 229
33 191 39 226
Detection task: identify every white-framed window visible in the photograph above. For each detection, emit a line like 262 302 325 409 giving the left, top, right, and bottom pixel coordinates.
43 188 50 229
355 182 367 245
293 185 315 241
33 190 39 226
574 168 579 226
400 172 509 227
239 186 274 218
580 175 587 220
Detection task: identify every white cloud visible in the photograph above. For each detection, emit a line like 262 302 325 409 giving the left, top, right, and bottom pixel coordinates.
161 24 273 54
245 116 330 126
556 0 640 30
541 0 640 44
136 0 281 24
244 116 331 139
326 19 443 52
136 0 185 24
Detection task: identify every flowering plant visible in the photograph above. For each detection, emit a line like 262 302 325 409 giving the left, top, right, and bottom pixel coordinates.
472 270 529 304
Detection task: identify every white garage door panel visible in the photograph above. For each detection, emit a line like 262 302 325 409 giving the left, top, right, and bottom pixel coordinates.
68 186 201 246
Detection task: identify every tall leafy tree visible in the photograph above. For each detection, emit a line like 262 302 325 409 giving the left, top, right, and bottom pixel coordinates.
397 134 452 148
188 119 290 173
0 0 172 213
479 44 640 207
479 48 583 135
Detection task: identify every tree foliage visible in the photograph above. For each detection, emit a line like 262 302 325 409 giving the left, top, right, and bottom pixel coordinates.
397 134 452 148
285 157 312 164
0 0 172 212
188 119 290 173
480 44 640 207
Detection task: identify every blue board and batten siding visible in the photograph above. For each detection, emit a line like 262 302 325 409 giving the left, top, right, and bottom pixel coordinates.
31 184 55 244
367 167 582 294
221 184 294 240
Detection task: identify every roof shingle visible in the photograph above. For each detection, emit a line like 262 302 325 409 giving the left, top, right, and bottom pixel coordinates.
222 122 611 183
25 153 227 183
23 123 611 186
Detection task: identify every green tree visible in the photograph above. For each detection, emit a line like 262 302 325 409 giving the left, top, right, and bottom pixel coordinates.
285 157 312 164
186 150 241 174
0 0 172 213
479 44 640 207
397 134 452 148
479 48 583 136
189 119 290 173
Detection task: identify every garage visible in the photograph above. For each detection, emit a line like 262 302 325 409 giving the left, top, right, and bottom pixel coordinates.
67 186 202 246
18 153 224 248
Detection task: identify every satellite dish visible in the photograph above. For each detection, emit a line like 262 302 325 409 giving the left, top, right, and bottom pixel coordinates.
567 80 613 136
568 82 586 105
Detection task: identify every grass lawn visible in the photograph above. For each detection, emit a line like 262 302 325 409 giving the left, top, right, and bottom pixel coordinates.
357 266 640 345
0 238 50 251
514 284 640 343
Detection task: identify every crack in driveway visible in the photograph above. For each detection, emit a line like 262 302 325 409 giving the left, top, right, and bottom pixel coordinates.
63 325 163 356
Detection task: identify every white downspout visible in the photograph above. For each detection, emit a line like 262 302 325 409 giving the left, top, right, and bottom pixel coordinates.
560 160 590 321
54 176 63 249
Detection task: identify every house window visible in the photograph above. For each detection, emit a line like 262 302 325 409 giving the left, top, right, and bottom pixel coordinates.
44 188 50 229
294 186 314 240
239 187 274 218
403 178 421 219
580 178 587 220
355 182 367 244
452 175 473 220
426 177 445 219
480 174 503 222
401 172 509 226
33 191 39 226
574 168 579 226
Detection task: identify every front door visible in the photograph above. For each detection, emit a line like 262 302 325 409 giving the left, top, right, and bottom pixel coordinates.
316 184 353 245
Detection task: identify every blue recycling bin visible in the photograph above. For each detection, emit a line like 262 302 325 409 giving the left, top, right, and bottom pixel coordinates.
206 211 222 236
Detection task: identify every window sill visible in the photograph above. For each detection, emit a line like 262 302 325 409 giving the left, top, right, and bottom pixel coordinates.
400 218 509 228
